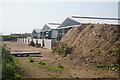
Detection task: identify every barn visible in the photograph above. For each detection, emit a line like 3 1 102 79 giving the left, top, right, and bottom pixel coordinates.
40 23 61 40
31 29 41 39
57 16 120 41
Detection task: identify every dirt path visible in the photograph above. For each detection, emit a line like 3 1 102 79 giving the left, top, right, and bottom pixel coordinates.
4 41 118 78
4 41 60 78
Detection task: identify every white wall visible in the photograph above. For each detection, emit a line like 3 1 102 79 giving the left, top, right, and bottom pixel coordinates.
52 30 57 39
33 39 37 44
17 38 56 49
44 39 52 49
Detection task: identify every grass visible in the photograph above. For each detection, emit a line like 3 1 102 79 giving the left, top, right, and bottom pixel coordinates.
57 63 64 68
28 57 35 62
39 60 46 65
37 60 64 73
51 74 59 78
39 65 63 72
97 64 119 72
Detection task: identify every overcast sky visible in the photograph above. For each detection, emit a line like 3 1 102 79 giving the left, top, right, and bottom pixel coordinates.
1 2 118 35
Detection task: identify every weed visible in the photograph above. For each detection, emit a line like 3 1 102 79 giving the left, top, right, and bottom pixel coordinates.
58 63 64 68
39 65 63 72
97 63 119 72
52 47 56 53
95 51 100 55
39 61 46 65
51 74 59 78
28 57 35 62
55 42 72 57
89 49 94 52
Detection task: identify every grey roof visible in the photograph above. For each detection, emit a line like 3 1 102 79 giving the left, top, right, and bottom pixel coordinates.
33 29 41 33
41 23 60 32
58 16 120 28
58 17 81 28
70 16 120 25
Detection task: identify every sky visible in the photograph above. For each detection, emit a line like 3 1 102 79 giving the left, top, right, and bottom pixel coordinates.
0 1 119 35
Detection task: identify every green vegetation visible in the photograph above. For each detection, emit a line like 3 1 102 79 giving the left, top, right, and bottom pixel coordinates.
107 43 120 64
38 60 63 72
28 57 35 62
98 43 120 74
114 43 120 65
51 74 59 78
39 61 46 65
52 47 56 53
89 49 94 52
57 63 64 68
2 44 22 80
97 64 119 72
80 25 86 30
39 65 63 72
2 33 30 38
2 33 31 41
95 51 101 55
52 42 72 57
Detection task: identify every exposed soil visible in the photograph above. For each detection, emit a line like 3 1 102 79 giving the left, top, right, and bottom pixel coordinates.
4 40 118 78
60 24 120 66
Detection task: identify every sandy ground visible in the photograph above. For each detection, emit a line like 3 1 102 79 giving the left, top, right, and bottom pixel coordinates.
4 41 118 78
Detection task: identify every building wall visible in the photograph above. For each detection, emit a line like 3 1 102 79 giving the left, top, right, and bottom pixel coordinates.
17 38 56 49
38 39 42 47
44 39 52 49
33 39 37 44
52 30 57 39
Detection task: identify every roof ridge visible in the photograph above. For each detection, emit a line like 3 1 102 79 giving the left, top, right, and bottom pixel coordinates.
71 16 120 20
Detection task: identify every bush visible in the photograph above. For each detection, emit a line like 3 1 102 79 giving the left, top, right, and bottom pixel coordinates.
2 45 22 80
29 57 35 62
52 47 56 53
58 63 63 68
115 44 120 65
39 61 46 65
55 42 72 57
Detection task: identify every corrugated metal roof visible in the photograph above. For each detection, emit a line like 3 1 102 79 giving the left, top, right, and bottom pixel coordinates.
58 18 81 28
58 16 120 28
70 16 119 25
46 23 60 29
41 23 60 32
33 29 41 33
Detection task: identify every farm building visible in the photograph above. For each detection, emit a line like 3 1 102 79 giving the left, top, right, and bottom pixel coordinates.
57 16 120 41
31 29 41 39
40 23 61 40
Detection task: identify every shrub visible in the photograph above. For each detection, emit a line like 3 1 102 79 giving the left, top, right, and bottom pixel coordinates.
52 47 56 53
58 63 63 68
55 42 72 56
2 45 22 80
115 44 120 65
29 57 35 62
95 51 100 55
39 61 46 65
